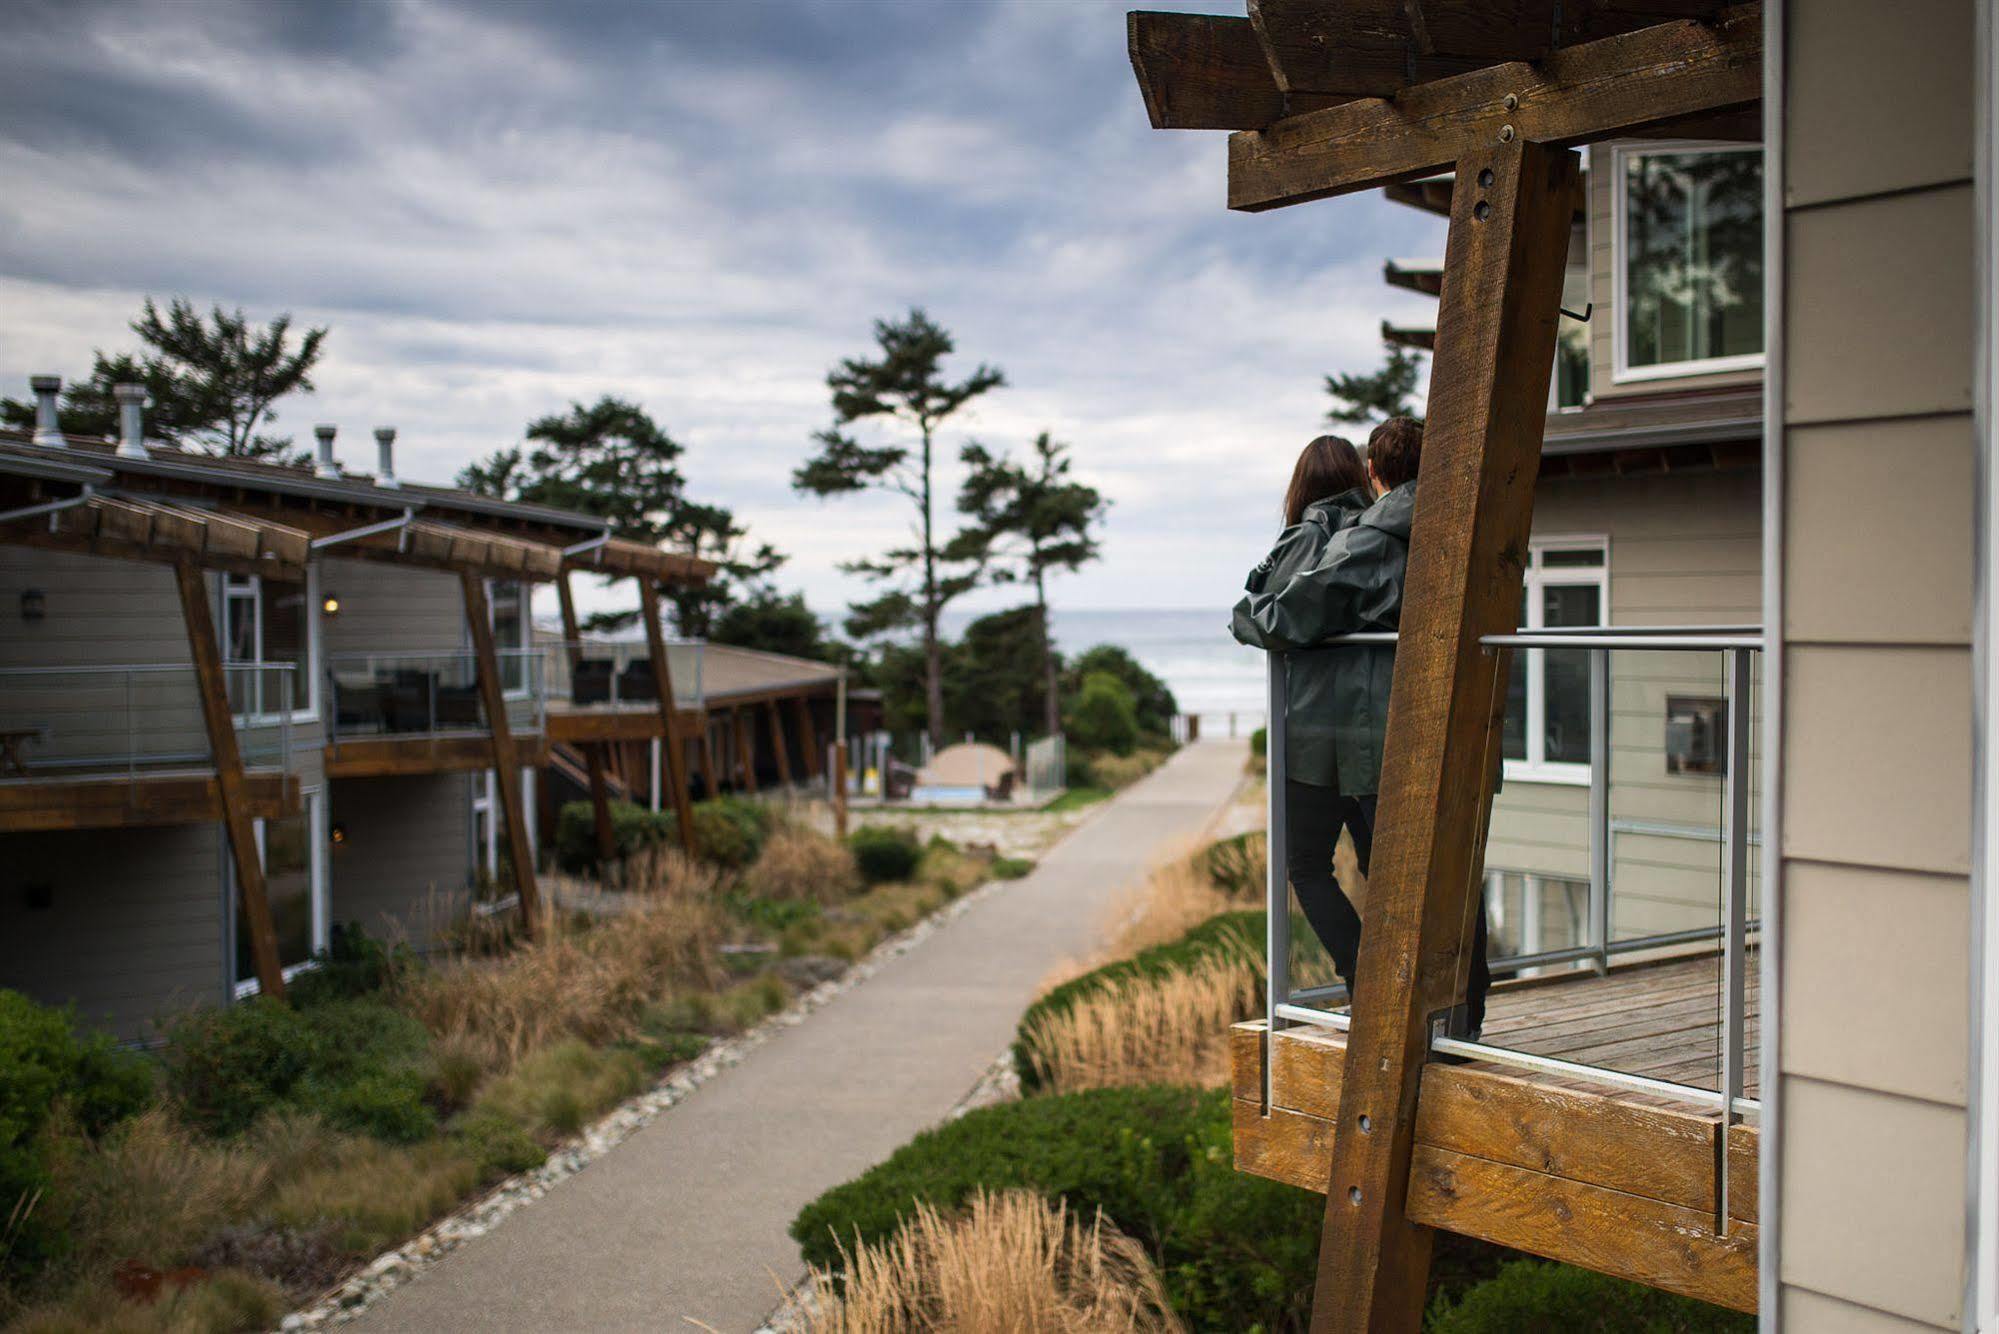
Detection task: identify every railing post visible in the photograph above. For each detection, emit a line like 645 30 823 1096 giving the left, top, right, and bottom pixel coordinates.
1717 645 1753 1233
1264 651 1290 1112
1589 647 1611 974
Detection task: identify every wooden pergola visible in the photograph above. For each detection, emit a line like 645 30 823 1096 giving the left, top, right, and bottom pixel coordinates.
1128 3 1759 1327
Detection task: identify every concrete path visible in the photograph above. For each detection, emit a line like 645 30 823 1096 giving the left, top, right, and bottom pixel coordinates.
354 739 1250 1334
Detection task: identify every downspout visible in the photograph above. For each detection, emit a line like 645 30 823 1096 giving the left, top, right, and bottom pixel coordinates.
311 508 419 552
0 487 93 527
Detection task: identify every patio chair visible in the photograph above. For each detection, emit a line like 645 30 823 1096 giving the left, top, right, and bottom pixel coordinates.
616 660 658 702
572 658 614 705
984 769 1016 803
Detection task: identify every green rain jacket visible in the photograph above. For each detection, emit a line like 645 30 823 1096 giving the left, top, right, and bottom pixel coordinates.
1230 482 1414 794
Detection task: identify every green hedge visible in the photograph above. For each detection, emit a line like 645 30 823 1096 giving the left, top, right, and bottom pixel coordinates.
1250 726 1268 758
847 825 921 885
791 1085 1320 1333
1426 1259 1753 1332
553 796 773 872
0 990 154 1277
1013 912 1264 1092
1063 672 1140 756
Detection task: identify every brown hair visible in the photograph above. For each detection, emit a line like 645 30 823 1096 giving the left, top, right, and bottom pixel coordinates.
1367 416 1424 489
1282 435 1367 526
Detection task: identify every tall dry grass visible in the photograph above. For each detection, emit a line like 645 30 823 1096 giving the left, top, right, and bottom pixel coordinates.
742 825 861 903
798 1190 1184 1334
399 857 726 1073
1018 951 1263 1095
1100 853 1240 961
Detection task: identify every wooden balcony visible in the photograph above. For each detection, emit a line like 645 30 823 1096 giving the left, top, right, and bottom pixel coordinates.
544 702 703 745
0 767 300 832
1231 955 1759 1313
324 731 550 779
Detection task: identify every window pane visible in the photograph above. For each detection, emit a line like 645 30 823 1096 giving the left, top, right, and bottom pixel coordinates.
238 810 313 984
492 582 525 692
224 586 257 662
1624 149 1764 368
262 581 306 711
1541 585 1599 764
1541 547 1604 568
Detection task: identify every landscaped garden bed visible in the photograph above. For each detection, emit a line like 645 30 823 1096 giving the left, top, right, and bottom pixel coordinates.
0 800 1022 1333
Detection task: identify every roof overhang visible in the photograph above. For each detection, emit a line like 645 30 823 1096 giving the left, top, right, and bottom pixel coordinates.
562 535 718 586
1 492 311 579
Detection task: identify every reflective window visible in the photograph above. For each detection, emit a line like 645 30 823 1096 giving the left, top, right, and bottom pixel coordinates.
1503 542 1609 778
1620 147 1764 374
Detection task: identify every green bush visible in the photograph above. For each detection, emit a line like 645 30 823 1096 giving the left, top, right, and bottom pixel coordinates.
990 856 1034 880
553 799 674 872
0 990 154 1277
1426 1259 1754 1333
847 825 922 885
1064 645 1179 740
163 998 436 1143
688 796 771 870
1014 912 1264 1091
451 1108 548 1178
1199 831 1267 899
288 923 414 1005
791 1085 1319 1333
1250 726 1268 758
1064 671 1139 756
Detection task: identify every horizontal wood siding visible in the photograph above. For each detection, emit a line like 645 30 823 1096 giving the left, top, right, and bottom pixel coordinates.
0 825 223 1038
329 773 473 947
321 558 467 656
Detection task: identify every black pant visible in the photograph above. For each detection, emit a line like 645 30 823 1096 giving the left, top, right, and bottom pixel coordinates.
1283 781 1491 1034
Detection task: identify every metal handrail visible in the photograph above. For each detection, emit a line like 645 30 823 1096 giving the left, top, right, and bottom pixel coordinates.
323 649 546 742
0 662 297 780
543 637 707 708
1263 626 1763 1123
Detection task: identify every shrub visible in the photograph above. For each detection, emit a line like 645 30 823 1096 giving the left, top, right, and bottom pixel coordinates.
161 1000 319 1139
1425 1259 1754 1333
1018 951 1261 1094
791 1086 1319 1333
991 856 1034 880
450 1108 547 1178
1249 726 1267 758
848 825 922 885
1198 831 1267 899
742 825 860 903
1015 913 1263 1092
287 924 413 1006
471 1040 653 1140
694 796 773 870
1087 748 1164 791
1064 672 1139 756
553 799 673 872
797 1189 1184 1333
1064 645 1179 740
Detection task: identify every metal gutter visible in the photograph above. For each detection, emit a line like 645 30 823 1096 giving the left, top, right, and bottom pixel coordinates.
311 509 419 551
0 488 93 526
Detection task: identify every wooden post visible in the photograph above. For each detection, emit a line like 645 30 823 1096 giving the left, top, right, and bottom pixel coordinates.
701 720 722 799
734 707 758 793
462 572 544 937
764 698 794 787
1309 140 1579 1334
175 560 287 1002
556 572 617 864
636 578 699 856
792 695 821 779
831 744 849 838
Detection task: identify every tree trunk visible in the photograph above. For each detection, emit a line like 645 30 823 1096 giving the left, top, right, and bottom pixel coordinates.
920 423 944 747
1036 566 1060 740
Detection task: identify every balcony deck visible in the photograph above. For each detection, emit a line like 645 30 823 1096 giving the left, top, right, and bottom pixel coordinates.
0 766 301 832
1232 954 1759 1313
544 701 702 744
323 731 551 779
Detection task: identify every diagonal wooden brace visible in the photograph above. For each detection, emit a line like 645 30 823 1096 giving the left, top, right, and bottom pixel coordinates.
1308 138 1579 1334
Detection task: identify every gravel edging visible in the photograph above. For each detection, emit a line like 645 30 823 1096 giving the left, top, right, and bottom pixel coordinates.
277 870 1027 1331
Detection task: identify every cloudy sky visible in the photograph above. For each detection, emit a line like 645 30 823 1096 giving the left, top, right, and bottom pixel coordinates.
0 0 1441 623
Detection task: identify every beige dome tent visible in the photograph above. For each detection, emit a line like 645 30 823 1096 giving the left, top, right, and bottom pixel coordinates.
917 742 1017 795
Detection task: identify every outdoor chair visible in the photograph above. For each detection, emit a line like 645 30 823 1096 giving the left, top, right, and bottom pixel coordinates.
616 660 657 703
332 674 386 733
984 769 1016 803
885 760 918 801
435 683 483 728
572 658 614 705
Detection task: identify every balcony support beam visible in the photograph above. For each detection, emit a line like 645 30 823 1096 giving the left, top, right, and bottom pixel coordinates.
791 696 822 780
174 558 287 1001
556 571 618 865
764 698 794 787
1309 139 1579 1334
734 706 759 794
463 572 544 936
636 577 698 856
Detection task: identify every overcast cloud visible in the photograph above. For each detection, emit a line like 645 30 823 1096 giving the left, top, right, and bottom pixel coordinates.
0 0 1442 623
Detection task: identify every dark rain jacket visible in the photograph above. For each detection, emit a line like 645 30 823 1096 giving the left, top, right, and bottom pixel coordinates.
1230 482 1414 794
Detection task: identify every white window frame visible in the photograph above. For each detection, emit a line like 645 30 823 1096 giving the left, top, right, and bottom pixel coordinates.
485 577 532 703
232 786 328 999
1611 141 1767 384
1503 536 1610 787
471 770 498 885
222 566 320 725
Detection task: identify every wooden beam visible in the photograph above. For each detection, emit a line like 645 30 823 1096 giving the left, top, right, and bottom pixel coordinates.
1248 0 1526 98
1228 4 1759 211
0 770 297 832
733 707 758 794
791 695 822 780
323 733 551 779
1405 1148 1757 1312
1310 140 1579 1334
700 720 722 802
1128 11 1347 130
174 560 286 1002
462 572 544 936
637 578 699 857
556 573 617 865
545 707 700 745
764 698 793 786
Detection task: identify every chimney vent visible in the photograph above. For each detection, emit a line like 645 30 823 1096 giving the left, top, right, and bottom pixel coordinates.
113 383 149 460
29 376 64 449
374 427 399 488
314 424 340 480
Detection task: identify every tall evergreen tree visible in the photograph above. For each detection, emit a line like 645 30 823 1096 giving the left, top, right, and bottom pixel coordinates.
1 298 326 462
457 396 780 634
1324 344 1425 426
954 432 1107 739
793 309 1004 747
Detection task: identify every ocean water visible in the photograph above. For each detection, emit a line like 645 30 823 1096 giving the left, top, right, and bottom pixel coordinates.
939 605 1268 725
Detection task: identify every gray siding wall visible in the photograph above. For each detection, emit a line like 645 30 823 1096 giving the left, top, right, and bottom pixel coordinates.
328 772 474 948
0 824 225 1039
321 557 468 657
1776 0 1977 1327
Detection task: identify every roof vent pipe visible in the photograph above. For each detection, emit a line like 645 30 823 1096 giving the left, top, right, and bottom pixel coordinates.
113 383 149 460
313 424 340 479
29 375 64 449
374 426 399 488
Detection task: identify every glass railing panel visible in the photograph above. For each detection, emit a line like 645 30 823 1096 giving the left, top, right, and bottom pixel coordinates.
543 639 705 710
0 664 295 777
325 651 544 740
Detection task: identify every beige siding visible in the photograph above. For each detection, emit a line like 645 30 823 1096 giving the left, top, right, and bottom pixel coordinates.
329 773 475 947
322 557 468 656
1777 0 1976 1323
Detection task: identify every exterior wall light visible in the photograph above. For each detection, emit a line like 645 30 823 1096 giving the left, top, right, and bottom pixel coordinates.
329 823 347 846
20 588 45 622
322 592 342 617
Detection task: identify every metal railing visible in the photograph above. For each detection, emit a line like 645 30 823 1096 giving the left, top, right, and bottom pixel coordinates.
0 662 297 780
541 638 706 709
325 650 544 742
1264 626 1762 1136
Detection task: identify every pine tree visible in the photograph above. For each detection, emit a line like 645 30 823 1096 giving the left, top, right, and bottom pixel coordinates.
1324 344 1425 426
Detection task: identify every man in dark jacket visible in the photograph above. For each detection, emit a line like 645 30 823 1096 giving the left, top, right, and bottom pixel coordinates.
1231 417 1490 1034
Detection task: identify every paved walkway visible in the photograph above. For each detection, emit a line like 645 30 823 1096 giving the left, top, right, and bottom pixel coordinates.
354 739 1250 1334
